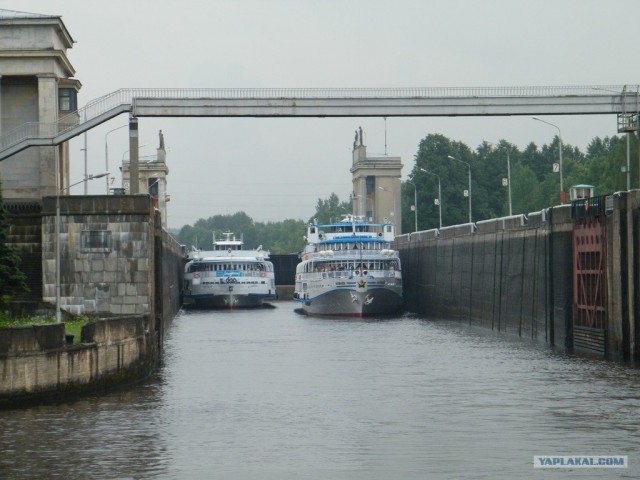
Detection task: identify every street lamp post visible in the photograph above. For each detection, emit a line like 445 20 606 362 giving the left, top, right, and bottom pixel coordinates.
506 149 512 216
378 186 397 221
419 168 442 229
533 117 564 204
487 141 513 216
104 124 128 194
447 155 472 226
55 172 110 323
406 180 418 232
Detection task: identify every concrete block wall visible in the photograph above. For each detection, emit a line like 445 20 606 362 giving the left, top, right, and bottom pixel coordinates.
41 195 155 317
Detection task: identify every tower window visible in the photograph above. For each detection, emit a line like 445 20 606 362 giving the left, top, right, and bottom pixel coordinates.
148 178 159 197
58 88 77 112
366 176 376 194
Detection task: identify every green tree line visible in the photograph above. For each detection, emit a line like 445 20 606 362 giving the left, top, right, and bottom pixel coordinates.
164 132 639 251
402 133 638 232
174 193 353 254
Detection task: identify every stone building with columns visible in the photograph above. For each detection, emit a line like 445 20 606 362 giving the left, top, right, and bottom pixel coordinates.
350 127 403 233
121 130 171 229
0 9 181 322
0 8 80 200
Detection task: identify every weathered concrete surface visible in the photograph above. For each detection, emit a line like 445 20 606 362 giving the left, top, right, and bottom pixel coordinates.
0 316 155 408
396 207 572 349
397 192 640 362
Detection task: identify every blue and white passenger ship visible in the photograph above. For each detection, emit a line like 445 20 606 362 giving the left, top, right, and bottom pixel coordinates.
294 215 403 317
183 232 276 308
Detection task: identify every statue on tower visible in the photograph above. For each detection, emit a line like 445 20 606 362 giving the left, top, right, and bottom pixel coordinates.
159 129 165 150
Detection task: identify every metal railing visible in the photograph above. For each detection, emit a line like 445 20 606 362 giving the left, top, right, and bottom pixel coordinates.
1 85 639 156
571 195 606 219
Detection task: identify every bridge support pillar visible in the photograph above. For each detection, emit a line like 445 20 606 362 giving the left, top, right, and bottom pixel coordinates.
128 115 139 194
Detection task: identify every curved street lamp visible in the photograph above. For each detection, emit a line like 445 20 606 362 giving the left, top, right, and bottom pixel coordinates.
104 124 128 194
378 186 397 222
533 117 564 204
56 171 110 323
447 155 472 226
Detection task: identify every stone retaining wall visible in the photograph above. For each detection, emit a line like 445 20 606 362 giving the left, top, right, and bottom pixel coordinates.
0 316 155 408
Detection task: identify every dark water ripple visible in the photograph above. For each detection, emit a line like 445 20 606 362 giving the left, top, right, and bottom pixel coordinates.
1 301 639 479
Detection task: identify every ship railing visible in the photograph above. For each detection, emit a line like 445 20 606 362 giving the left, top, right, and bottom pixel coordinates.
304 249 398 260
296 269 399 281
188 270 273 277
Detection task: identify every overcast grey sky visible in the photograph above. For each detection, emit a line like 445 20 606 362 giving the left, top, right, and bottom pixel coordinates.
15 0 640 228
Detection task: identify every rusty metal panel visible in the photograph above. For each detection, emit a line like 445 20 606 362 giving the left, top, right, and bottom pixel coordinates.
572 216 607 354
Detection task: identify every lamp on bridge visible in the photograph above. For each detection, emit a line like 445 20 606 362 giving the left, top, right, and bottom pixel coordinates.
55 172 110 323
533 117 564 204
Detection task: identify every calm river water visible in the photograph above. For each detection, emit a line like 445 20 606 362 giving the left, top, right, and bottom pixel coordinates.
1 301 640 479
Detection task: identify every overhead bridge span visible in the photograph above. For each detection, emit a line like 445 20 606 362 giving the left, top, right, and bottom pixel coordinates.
0 85 639 162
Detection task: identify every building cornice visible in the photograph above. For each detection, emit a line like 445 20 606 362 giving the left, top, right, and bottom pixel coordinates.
0 49 75 77
0 16 74 48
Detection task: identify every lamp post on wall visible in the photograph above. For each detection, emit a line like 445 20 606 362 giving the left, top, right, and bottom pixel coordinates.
55 171 110 323
378 186 397 222
447 155 472 226
354 194 373 221
104 124 128 194
533 117 564 204
505 148 513 216
406 180 418 232
487 141 512 216
418 168 442 229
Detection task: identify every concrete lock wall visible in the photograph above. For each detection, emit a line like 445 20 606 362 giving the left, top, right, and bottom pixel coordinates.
605 190 640 361
0 195 185 406
397 207 575 350
7 195 184 323
41 195 156 317
397 194 640 361
156 226 185 345
0 316 155 407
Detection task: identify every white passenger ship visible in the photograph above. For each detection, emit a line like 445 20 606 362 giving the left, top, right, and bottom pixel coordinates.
183 232 276 308
294 215 403 317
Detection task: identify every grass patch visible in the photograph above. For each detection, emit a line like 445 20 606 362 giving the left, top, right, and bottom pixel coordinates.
0 314 89 344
